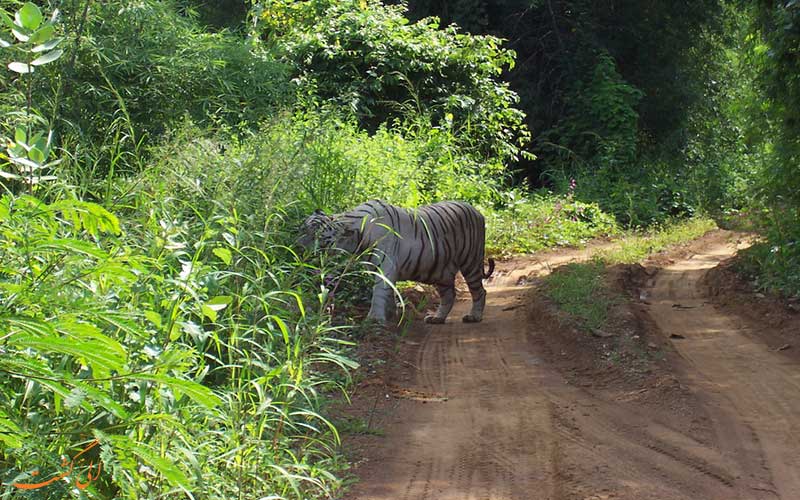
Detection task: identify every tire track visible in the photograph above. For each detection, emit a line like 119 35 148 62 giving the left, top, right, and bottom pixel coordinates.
345 234 800 500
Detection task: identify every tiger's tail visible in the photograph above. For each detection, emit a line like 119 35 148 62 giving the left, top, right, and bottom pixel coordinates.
484 258 495 280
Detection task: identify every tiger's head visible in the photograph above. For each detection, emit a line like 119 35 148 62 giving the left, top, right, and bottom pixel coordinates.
297 209 362 253
297 210 336 250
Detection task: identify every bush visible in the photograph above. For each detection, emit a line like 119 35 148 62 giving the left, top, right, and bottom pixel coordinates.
484 189 618 256
254 0 528 164
30 0 291 182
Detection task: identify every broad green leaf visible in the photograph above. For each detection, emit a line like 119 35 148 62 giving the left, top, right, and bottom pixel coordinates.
11 28 29 42
95 312 148 338
0 414 23 448
1 358 95 412
212 246 232 265
31 37 61 52
105 436 192 490
35 238 109 258
201 304 217 322
206 295 232 309
202 296 231 322
11 335 126 378
27 23 53 45
31 48 62 66
2 315 55 337
17 3 42 31
268 314 290 345
55 319 127 361
144 310 162 328
133 445 191 489
50 199 122 235
72 380 129 418
0 10 15 31
135 374 220 409
169 322 181 341
7 61 33 74
27 145 44 163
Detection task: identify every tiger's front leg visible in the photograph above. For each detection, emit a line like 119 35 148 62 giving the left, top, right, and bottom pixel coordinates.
424 282 455 324
366 259 397 324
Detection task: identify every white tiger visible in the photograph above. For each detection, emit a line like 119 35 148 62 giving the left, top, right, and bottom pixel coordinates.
297 200 495 324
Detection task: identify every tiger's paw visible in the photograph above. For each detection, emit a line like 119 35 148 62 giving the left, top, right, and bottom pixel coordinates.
424 315 446 324
462 314 482 323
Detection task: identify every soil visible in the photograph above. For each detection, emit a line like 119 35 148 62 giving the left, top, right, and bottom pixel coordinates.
335 230 800 500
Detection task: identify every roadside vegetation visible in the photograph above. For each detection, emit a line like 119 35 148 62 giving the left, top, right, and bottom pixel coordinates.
542 217 717 333
0 0 797 498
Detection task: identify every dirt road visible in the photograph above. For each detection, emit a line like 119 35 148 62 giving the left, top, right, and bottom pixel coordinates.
342 232 800 500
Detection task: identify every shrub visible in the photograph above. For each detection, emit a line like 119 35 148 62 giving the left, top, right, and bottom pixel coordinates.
253 0 529 164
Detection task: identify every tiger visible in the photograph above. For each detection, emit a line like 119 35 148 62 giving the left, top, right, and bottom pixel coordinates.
297 199 495 324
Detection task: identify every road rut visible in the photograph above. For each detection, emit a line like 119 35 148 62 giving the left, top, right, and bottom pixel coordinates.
344 233 800 500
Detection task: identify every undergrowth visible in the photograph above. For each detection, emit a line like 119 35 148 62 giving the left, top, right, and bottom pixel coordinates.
596 217 717 264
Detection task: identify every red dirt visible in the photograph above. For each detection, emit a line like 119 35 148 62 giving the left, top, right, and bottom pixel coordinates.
336 230 800 500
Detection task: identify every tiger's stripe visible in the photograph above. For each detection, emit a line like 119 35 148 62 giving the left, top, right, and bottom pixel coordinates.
298 200 495 324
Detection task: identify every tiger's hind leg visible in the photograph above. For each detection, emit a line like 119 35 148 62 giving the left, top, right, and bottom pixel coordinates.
462 274 487 323
424 282 455 324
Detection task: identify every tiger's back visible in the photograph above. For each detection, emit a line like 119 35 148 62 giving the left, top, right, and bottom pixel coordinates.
337 200 487 283
301 199 494 323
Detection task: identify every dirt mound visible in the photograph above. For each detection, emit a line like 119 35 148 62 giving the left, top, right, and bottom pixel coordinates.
704 257 800 358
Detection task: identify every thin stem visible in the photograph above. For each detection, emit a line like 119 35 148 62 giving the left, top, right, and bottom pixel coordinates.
27 64 33 195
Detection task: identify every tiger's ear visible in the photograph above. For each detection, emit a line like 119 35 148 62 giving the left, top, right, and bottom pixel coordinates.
313 209 326 216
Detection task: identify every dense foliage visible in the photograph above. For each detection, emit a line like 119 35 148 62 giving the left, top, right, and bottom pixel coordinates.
0 0 798 498
399 0 745 225
254 0 529 165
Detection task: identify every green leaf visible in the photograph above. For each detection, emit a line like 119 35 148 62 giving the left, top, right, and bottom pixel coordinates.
105 436 192 490
27 145 44 163
212 247 232 265
35 238 109 259
27 23 53 45
144 310 162 328
135 374 220 409
7 61 33 74
268 314 291 345
17 3 42 31
55 319 127 362
50 199 122 235
31 36 61 52
72 380 129 418
3 315 56 337
206 295 232 309
202 296 232 321
169 322 181 341
0 414 23 448
201 304 217 322
31 48 62 66
11 27 29 42
0 9 16 31
11 334 126 378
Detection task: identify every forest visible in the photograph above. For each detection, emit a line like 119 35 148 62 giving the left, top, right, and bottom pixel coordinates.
0 0 797 498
